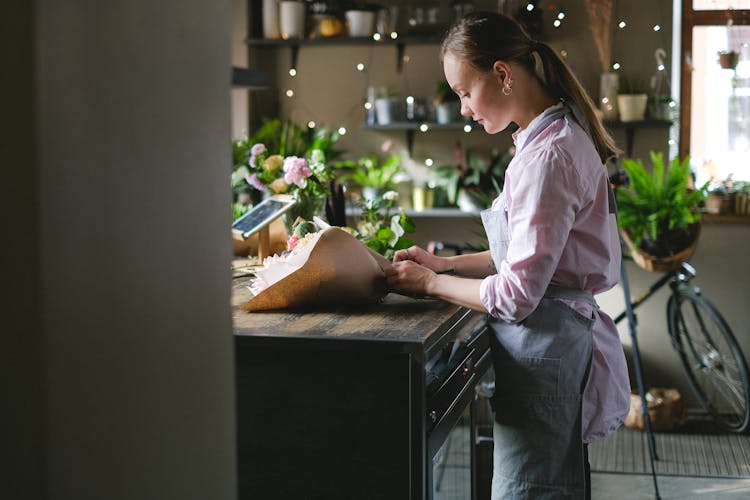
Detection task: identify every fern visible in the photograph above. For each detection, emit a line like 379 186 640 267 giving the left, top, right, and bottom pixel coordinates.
616 152 704 253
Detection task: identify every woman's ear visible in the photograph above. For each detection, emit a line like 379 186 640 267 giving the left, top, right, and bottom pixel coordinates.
492 60 512 86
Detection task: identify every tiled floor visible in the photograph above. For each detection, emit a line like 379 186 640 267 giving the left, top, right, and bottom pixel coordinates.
591 472 750 499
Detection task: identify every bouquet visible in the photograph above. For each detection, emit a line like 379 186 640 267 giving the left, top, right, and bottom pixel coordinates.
245 218 393 312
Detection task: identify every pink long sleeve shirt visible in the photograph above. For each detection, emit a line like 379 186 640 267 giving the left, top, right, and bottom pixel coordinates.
479 106 631 442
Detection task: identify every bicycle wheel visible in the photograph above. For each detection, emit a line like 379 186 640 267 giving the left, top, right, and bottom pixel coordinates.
667 287 750 433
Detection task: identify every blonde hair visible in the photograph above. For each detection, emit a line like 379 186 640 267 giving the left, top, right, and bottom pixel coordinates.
441 12 621 164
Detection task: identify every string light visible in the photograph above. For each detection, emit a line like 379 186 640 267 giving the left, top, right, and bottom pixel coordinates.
363 102 372 110
554 19 561 28
526 3 534 12
356 63 365 71
307 121 316 128
419 123 429 132
463 124 472 133
289 68 297 77
390 32 398 40
612 62 621 70
425 158 434 167
557 12 565 20
658 64 665 71
653 24 661 31
618 21 627 29
373 33 381 41
338 126 347 135
286 89 294 97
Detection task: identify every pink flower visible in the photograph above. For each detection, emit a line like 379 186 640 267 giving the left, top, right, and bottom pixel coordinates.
287 234 300 251
249 276 270 296
283 156 312 188
251 143 266 156
245 173 268 192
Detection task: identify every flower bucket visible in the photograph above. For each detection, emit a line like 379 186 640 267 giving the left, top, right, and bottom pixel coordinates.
620 224 701 273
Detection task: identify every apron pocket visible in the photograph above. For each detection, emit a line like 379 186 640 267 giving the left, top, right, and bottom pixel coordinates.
494 356 560 397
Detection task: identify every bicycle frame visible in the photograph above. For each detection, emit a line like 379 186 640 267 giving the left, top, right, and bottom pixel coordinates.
613 261 697 325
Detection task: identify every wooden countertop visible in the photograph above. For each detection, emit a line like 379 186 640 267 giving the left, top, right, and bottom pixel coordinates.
232 274 483 355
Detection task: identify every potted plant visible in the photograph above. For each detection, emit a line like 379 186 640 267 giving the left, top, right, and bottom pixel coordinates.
617 76 648 122
374 86 399 125
335 153 403 200
432 144 513 212
718 49 740 70
704 176 734 215
731 179 750 215
433 80 460 124
615 152 707 272
344 2 380 37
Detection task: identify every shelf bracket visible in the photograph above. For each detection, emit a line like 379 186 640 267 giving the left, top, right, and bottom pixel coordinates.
290 44 300 72
396 42 405 74
406 129 415 158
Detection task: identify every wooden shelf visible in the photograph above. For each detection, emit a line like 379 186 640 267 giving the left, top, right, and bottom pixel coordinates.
247 33 444 73
702 213 750 224
363 121 479 157
604 119 674 157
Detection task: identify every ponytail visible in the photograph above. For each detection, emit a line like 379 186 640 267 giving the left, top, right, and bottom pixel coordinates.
441 12 621 164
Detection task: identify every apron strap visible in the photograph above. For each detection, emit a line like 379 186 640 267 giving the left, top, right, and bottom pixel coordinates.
544 284 598 308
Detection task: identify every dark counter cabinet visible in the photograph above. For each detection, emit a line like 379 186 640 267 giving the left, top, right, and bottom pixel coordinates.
233 290 492 500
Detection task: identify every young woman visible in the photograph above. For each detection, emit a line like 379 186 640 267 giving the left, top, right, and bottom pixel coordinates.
385 12 630 499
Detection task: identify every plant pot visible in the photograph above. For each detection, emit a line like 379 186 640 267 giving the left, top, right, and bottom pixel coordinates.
620 224 701 273
705 193 733 214
412 186 434 211
617 94 648 122
345 10 376 37
279 1 306 39
375 97 396 125
718 50 739 70
262 0 280 38
435 102 460 124
735 192 749 215
648 95 674 121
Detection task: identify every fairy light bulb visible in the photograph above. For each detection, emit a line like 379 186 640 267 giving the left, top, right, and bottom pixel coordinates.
307 121 316 129
419 123 429 132
425 158 434 167
364 102 372 110
373 33 381 41
526 3 534 11
286 89 294 97
390 32 398 39
612 62 621 70
338 126 347 135
554 19 561 28
289 68 297 77
658 64 665 71
654 24 661 32
356 63 365 71
463 124 472 133
618 21 627 29
557 12 565 20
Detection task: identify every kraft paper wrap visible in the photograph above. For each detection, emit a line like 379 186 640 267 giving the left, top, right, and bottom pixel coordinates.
242 227 393 312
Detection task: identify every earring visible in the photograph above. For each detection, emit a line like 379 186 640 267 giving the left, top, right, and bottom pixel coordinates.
502 79 513 96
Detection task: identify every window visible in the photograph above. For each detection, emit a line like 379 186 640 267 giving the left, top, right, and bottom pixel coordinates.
680 1 750 185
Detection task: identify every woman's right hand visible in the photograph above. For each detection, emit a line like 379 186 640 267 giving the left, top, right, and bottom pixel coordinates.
392 246 452 273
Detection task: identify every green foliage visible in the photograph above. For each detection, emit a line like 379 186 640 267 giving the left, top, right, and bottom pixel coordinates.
433 146 512 206
353 192 415 260
234 118 342 171
434 80 459 104
335 154 403 189
616 152 706 254
232 202 250 221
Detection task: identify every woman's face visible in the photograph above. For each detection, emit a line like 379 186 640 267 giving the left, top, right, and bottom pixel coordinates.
443 52 511 134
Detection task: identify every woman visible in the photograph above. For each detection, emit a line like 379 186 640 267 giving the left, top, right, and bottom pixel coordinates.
385 12 630 499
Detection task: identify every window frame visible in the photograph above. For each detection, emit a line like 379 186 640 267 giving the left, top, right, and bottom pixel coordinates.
680 2 750 159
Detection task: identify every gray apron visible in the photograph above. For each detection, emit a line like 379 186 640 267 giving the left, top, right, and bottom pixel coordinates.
481 106 596 499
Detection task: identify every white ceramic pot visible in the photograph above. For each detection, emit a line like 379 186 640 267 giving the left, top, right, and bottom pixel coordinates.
617 94 648 122
435 102 459 124
346 10 376 37
279 1 306 39
375 97 394 125
263 0 280 38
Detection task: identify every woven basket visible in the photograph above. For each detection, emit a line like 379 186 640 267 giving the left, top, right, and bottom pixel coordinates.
620 224 701 273
624 388 687 432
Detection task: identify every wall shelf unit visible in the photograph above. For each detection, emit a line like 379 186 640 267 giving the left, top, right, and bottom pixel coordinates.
246 34 443 72
604 119 674 157
364 121 479 157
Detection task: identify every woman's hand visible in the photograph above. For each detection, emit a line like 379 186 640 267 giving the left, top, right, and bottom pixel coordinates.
392 246 451 273
385 259 436 297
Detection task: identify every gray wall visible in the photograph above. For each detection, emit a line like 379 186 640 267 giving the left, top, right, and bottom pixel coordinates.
7 1 236 499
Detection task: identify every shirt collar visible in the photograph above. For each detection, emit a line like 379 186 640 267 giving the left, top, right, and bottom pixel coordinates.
512 102 567 151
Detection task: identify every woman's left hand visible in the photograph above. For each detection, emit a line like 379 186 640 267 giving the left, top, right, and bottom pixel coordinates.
384 260 435 297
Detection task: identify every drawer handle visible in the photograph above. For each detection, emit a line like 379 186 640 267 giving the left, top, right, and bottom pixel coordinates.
462 359 474 379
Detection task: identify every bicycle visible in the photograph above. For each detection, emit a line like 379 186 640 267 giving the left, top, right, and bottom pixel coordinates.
614 258 750 434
